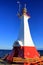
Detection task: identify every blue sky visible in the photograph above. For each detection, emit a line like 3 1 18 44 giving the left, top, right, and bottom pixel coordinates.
0 0 43 50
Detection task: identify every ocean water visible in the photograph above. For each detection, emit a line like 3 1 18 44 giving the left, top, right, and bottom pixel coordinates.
0 50 11 58
0 50 43 58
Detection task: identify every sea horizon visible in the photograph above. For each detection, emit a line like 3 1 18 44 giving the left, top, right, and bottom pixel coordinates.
0 49 43 58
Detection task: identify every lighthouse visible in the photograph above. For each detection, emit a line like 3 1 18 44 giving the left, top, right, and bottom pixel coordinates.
6 4 40 64
13 5 39 58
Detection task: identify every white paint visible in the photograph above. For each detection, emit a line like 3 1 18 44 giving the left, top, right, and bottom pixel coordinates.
24 15 34 46
14 14 35 47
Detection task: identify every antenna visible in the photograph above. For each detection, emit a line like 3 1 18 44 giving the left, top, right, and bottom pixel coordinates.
17 1 21 14
24 3 26 9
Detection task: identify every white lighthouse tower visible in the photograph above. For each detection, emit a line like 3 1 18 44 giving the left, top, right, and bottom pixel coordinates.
6 4 39 64
13 5 39 58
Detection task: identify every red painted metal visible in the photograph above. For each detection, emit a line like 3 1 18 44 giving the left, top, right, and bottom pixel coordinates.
6 46 39 63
